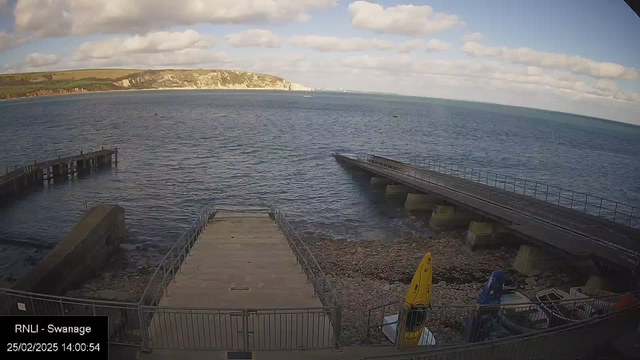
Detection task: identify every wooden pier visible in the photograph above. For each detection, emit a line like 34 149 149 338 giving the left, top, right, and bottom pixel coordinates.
0 147 118 202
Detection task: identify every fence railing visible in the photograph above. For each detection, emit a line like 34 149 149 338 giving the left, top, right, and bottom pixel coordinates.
365 292 633 351
362 300 640 360
140 305 338 351
270 206 343 349
409 155 639 229
0 287 144 346
139 203 217 307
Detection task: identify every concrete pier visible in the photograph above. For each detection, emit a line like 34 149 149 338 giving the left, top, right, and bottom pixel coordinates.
160 211 322 308
0 148 117 202
370 177 393 185
334 154 640 271
404 193 439 211
385 184 410 196
428 205 478 230
151 210 332 350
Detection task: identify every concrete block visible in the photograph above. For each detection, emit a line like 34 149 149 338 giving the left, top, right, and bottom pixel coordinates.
385 184 411 196
468 221 494 235
404 193 439 211
12 204 125 295
428 205 476 230
585 275 617 292
370 177 393 185
512 245 564 275
465 221 498 249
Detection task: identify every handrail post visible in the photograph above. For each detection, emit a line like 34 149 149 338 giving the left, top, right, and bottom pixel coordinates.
613 203 618 222
584 195 588 213
395 306 407 350
138 303 150 352
242 309 249 351
333 305 342 351
545 185 549 201
598 198 603 216
570 191 575 209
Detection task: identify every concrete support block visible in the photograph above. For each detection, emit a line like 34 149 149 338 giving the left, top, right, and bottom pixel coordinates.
585 275 617 292
465 221 494 249
465 222 510 249
371 177 393 185
512 245 564 276
385 184 411 196
428 205 476 230
404 193 439 211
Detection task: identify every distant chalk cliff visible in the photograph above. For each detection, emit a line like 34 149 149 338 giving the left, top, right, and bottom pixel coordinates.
0 69 312 100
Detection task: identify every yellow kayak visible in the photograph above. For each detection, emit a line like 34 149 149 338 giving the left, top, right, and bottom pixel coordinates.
400 252 432 346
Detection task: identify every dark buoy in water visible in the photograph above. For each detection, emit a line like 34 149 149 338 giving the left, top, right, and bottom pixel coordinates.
392 115 398 118
155 113 158 116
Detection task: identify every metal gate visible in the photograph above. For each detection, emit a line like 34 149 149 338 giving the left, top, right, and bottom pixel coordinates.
140 306 337 351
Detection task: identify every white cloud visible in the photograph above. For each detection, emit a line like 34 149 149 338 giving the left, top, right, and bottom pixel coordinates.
72 30 213 60
73 49 233 69
425 39 451 52
226 29 283 48
348 1 461 36
340 54 640 103
260 53 306 63
461 41 639 80
371 38 394 50
62 30 229 69
462 32 485 42
397 39 424 53
14 0 337 37
23 53 59 68
288 35 394 52
0 32 30 52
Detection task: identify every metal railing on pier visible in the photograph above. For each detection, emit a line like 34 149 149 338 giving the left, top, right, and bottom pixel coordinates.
365 293 630 349
139 305 338 351
0 287 143 346
270 206 342 349
362 295 640 360
139 203 217 307
353 154 640 266
410 155 639 229
270 206 341 308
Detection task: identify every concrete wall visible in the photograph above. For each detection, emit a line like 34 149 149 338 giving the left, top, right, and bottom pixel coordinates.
12 204 125 295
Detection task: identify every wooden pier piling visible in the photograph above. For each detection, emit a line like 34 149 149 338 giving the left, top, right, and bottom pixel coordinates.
0 148 118 203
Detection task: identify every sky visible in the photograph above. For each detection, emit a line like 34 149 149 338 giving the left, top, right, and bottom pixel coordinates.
1 0 639 124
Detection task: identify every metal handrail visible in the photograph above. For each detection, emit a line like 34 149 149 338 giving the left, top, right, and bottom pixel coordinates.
269 206 343 349
362 300 640 359
270 206 341 308
409 155 639 229
139 203 217 306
